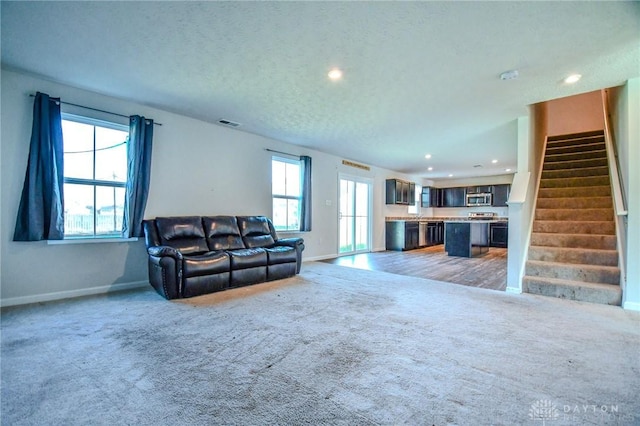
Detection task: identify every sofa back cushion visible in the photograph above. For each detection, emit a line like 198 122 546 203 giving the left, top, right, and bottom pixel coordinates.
203 216 246 250
237 216 276 248
155 216 208 254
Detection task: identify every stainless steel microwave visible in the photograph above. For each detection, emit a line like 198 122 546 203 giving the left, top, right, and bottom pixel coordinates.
466 192 492 207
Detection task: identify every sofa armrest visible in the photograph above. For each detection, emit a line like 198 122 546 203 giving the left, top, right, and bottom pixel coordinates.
147 246 183 300
274 238 305 273
274 237 305 250
148 246 184 260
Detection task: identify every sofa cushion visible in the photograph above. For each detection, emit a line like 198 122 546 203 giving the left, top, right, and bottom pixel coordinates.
155 216 208 254
264 246 297 265
203 216 245 250
237 216 275 248
183 251 230 278
228 248 268 270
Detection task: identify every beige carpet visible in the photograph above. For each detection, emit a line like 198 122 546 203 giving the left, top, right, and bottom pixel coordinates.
2 262 639 425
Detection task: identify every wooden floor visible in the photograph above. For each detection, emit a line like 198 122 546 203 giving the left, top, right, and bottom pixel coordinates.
321 245 507 291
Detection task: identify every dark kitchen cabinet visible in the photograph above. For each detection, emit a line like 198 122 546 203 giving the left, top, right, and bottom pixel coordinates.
386 221 419 251
443 187 466 207
492 184 511 207
431 188 443 207
425 221 444 246
421 187 430 207
490 222 508 248
386 179 415 205
466 185 492 194
421 187 442 208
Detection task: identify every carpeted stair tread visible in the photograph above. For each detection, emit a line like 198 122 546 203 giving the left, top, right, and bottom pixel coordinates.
530 232 616 250
540 175 609 188
541 166 608 180
543 149 607 163
538 186 611 198
532 220 615 235
528 245 618 266
536 196 612 209
547 130 604 141
543 157 608 171
523 275 622 305
535 208 613 221
525 259 620 284
545 141 605 156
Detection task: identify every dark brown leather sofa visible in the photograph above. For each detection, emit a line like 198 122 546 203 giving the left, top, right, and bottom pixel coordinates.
142 215 304 300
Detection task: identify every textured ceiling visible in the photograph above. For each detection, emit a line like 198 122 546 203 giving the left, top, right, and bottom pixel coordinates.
2 1 639 179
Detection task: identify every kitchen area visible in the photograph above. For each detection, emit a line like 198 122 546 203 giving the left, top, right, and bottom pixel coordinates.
326 177 511 291
384 179 510 257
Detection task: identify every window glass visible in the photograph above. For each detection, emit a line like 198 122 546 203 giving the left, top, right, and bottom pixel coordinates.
272 157 302 231
62 114 128 238
62 120 94 180
95 127 128 182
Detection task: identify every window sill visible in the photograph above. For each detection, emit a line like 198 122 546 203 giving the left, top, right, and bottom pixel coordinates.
47 237 139 245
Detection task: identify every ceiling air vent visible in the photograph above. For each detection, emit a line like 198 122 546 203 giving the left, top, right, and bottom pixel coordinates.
218 119 241 127
473 164 483 168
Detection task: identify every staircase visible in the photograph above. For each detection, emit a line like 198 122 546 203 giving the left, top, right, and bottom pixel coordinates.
523 130 622 305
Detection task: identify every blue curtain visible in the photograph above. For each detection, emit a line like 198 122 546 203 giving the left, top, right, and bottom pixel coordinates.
13 92 65 241
299 155 312 232
122 115 154 238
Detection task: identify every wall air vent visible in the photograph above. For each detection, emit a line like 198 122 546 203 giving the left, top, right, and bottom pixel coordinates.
218 119 241 127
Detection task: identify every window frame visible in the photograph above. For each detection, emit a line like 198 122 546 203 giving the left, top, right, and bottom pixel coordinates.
271 156 303 232
61 113 129 240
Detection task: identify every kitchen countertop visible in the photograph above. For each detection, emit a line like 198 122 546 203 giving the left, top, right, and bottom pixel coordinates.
386 216 508 223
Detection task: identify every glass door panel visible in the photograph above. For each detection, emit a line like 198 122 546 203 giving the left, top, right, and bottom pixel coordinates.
339 177 371 255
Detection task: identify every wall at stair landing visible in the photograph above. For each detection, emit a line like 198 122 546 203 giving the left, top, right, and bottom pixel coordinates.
546 90 605 136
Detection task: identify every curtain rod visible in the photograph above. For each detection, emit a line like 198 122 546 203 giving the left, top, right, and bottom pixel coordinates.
265 148 300 158
29 94 163 126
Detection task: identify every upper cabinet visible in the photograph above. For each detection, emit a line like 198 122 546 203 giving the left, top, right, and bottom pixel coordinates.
466 185 492 194
421 186 443 208
491 184 511 207
420 184 511 208
386 179 415 205
442 187 467 207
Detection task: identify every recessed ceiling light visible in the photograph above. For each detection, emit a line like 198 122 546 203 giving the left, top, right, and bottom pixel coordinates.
492 159 498 164
505 168 512 172
564 74 582 84
448 174 453 177
428 167 433 171
424 154 432 159
328 68 343 80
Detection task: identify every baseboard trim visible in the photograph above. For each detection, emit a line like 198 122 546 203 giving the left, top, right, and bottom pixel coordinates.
304 247 387 263
304 254 339 262
0 281 149 308
622 300 640 312
506 286 523 294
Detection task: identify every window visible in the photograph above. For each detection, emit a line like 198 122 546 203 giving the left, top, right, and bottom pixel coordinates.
62 114 129 238
272 157 302 231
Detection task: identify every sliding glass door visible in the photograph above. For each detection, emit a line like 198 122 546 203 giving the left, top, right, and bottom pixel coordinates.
339 175 372 255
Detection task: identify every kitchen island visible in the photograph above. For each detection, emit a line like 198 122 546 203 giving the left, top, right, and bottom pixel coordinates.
444 221 490 257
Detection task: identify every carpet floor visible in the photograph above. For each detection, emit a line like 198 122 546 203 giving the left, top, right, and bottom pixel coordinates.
2 262 639 425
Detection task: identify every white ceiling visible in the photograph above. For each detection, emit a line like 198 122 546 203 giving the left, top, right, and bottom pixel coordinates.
2 1 639 179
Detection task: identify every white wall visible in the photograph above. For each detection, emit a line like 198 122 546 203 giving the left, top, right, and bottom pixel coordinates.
610 78 640 310
0 69 411 305
506 115 534 293
546 90 605 136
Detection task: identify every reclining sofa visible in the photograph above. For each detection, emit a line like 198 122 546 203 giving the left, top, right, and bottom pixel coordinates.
142 215 304 300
